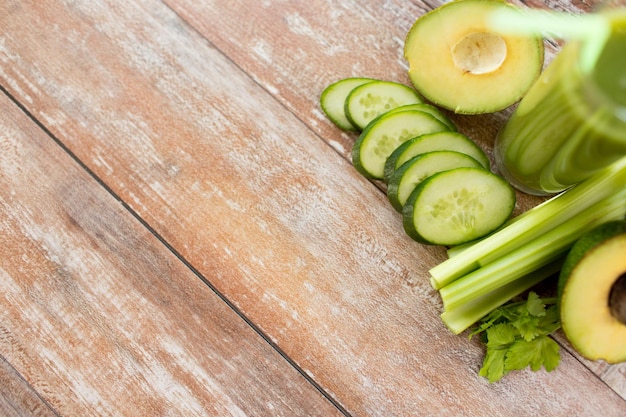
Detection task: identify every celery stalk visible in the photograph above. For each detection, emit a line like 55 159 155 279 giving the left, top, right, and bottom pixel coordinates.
439 191 626 311
430 157 626 290
440 259 562 334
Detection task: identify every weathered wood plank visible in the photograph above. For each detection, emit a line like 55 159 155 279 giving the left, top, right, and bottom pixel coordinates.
163 0 579 163
0 356 57 417
1 0 624 416
165 0 626 399
0 94 342 416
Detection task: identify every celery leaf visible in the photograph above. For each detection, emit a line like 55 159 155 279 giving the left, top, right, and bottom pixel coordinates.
505 336 561 372
471 292 561 382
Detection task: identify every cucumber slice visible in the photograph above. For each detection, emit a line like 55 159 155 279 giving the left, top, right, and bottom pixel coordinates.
345 81 424 130
320 77 374 131
402 167 515 246
352 110 449 179
385 103 457 132
387 151 484 212
384 131 490 182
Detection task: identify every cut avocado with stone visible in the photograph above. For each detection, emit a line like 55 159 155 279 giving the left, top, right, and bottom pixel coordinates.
404 0 544 114
558 220 626 363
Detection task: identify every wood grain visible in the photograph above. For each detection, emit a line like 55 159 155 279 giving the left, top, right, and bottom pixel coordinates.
164 0 576 168
0 356 57 417
1 0 624 416
0 94 342 416
165 0 626 398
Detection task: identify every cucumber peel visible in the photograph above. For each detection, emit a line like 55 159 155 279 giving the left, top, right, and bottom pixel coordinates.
352 109 449 179
320 77 374 130
435 158 626 334
384 131 490 182
382 103 458 132
345 80 424 130
387 151 483 212
402 167 516 246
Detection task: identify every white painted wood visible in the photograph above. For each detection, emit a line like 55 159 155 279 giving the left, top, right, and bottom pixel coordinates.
0 0 624 415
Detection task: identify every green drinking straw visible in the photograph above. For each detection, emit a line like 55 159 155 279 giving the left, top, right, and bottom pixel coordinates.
488 8 612 73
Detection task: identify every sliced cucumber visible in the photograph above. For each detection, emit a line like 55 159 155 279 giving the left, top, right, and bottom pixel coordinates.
387 151 484 212
385 103 457 132
402 167 515 246
345 81 424 130
320 77 374 131
352 110 449 179
383 131 490 182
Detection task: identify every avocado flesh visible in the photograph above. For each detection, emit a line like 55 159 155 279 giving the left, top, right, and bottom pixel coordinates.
404 0 544 114
558 221 626 363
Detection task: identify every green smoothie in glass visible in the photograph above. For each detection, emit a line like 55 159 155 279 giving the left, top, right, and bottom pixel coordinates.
494 9 626 195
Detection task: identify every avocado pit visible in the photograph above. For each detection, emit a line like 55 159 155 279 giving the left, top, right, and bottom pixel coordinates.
452 32 507 75
609 273 626 325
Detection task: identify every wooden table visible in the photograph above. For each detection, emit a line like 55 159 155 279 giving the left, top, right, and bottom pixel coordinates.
1 1 624 415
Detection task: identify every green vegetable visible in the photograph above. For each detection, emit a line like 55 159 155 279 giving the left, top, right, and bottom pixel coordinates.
430 157 626 291
352 109 449 179
441 259 562 335
434 158 626 335
318 5 626 384
382 103 458 132
345 80 424 130
439 193 626 312
469 292 561 383
387 150 483 212
383 131 489 183
402 167 516 246
320 77 374 131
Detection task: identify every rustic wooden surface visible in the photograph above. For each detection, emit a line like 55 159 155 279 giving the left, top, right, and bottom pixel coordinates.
1 0 624 416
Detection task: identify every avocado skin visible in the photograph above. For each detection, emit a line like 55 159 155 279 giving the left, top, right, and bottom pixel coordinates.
558 219 626 300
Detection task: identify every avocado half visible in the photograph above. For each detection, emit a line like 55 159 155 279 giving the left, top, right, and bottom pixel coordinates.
558 220 626 363
404 0 544 114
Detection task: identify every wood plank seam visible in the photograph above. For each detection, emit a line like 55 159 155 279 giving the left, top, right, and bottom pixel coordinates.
160 0 625 401
0 353 60 417
0 83 353 417
1 0 623 413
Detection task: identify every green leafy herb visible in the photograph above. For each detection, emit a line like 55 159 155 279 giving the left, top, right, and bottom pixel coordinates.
469 292 561 383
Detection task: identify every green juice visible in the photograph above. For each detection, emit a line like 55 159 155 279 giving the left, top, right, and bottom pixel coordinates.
495 13 626 195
